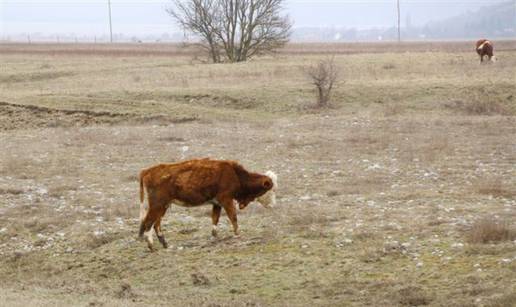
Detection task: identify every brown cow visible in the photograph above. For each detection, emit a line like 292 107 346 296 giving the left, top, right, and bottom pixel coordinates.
476 39 496 63
138 158 277 251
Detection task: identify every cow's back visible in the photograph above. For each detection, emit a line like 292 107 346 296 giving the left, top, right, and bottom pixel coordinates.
142 159 240 206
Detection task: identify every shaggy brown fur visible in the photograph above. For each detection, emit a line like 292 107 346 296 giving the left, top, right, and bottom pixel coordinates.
138 158 273 251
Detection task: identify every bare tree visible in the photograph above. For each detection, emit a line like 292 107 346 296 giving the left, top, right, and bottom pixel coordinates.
167 0 221 63
168 0 291 63
306 57 339 108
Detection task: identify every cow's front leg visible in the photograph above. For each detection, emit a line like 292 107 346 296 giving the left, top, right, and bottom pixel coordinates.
223 201 239 236
211 205 222 237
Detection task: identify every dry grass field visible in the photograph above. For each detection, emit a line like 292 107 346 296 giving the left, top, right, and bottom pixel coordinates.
0 42 515 306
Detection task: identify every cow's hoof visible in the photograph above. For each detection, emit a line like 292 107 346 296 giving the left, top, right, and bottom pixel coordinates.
147 243 156 252
211 229 218 238
157 235 168 248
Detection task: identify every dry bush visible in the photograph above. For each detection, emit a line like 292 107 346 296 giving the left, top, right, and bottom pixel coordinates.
23 217 61 234
445 98 513 116
85 233 121 249
0 155 36 178
467 218 515 244
420 135 451 162
0 188 24 195
48 185 76 199
465 243 515 256
382 63 396 70
306 57 339 108
486 292 516 307
475 178 514 198
102 203 135 221
358 246 383 263
286 210 336 227
396 286 431 306
383 103 405 117
464 100 512 116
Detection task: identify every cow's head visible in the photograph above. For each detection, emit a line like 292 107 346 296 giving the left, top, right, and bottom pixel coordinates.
490 56 497 63
256 170 277 209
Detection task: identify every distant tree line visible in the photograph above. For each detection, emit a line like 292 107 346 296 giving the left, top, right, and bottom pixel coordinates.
293 1 515 42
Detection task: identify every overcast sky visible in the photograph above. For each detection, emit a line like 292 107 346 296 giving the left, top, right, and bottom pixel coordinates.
0 0 511 36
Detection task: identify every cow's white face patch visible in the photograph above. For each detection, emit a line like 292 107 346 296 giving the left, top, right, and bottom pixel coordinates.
491 56 497 62
257 171 278 208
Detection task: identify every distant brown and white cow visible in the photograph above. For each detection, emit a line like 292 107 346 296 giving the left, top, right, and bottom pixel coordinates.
138 158 277 251
476 39 496 63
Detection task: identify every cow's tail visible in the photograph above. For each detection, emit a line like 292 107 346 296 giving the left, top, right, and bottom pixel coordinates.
139 171 147 222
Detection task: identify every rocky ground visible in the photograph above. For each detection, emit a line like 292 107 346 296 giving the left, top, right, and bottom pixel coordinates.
1 112 515 306
1 43 515 306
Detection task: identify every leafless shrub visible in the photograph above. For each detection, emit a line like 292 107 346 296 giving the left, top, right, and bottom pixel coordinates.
475 178 514 198
382 63 396 70
383 103 405 117
48 185 76 199
420 135 451 162
116 282 137 299
444 99 513 116
286 210 338 227
0 188 24 195
102 204 134 221
467 218 515 244
191 272 210 286
465 243 515 256
306 57 339 108
23 217 60 234
85 233 120 249
464 100 512 116
396 286 431 306
358 246 383 263
486 292 516 307
326 190 339 197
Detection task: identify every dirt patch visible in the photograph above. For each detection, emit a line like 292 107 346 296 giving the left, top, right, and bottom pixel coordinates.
0 71 75 84
0 101 198 130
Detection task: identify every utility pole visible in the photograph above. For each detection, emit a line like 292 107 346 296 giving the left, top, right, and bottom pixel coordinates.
397 0 401 42
108 0 113 43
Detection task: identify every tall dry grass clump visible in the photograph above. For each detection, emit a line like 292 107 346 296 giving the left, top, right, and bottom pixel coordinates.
475 178 514 198
467 218 515 244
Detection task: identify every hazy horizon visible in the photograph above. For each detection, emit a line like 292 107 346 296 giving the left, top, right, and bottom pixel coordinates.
0 0 512 38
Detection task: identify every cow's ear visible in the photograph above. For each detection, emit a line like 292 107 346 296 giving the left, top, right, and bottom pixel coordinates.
263 178 273 189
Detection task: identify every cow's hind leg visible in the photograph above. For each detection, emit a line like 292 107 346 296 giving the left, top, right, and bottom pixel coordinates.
139 207 161 252
154 206 169 248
